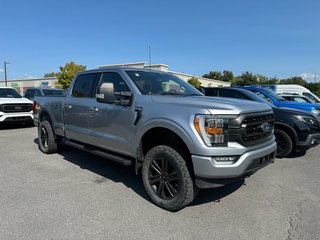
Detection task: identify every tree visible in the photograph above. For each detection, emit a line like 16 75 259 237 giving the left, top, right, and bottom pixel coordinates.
279 76 307 86
43 72 59 78
231 71 258 86
203 71 223 80
58 62 86 89
188 77 201 88
222 70 234 82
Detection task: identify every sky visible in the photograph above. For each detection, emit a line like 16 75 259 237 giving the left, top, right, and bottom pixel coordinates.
0 0 319 81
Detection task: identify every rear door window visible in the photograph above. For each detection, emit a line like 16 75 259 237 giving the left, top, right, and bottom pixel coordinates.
72 73 100 98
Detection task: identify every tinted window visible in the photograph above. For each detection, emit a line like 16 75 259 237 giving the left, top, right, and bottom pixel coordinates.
100 72 130 92
72 73 99 98
25 89 35 98
0 88 22 98
204 88 218 96
219 89 246 99
42 89 66 96
34 90 42 96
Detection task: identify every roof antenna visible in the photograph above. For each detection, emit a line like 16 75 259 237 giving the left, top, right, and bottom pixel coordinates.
149 45 152 71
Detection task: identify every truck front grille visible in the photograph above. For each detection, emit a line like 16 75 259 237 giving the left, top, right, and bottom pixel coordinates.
1 104 32 113
241 114 274 145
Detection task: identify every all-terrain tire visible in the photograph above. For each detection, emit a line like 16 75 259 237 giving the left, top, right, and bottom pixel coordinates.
142 145 195 211
275 129 293 158
38 120 59 154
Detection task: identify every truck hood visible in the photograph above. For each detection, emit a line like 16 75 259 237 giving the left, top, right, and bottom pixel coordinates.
151 96 272 114
0 97 33 104
275 106 315 116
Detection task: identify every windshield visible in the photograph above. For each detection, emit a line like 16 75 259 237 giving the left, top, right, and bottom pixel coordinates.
303 92 320 103
236 88 275 107
0 88 22 98
125 70 202 96
263 88 286 101
42 89 66 96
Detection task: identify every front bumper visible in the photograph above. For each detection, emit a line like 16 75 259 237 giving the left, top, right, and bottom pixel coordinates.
192 139 277 189
296 133 320 151
0 112 34 123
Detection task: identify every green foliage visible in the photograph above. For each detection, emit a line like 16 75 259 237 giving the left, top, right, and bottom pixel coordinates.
222 70 234 82
231 71 258 86
58 62 86 90
203 71 223 80
188 77 202 88
43 72 59 78
279 76 307 86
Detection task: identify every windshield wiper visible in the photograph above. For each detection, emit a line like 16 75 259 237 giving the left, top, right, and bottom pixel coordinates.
159 92 184 96
183 93 203 97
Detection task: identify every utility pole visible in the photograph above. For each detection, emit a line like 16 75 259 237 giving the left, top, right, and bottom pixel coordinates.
4 61 10 87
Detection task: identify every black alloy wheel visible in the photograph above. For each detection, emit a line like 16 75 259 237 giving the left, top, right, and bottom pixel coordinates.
148 156 179 199
142 145 195 211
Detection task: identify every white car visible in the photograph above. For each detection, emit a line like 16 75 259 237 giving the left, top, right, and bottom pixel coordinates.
0 87 34 124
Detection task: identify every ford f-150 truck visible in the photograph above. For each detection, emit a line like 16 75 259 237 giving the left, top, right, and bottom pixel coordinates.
34 68 277 211
0 87 34 125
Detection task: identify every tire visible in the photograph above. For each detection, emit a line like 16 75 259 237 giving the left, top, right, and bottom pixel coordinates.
142 145 195 211
274 129 293 158
38 120 59 154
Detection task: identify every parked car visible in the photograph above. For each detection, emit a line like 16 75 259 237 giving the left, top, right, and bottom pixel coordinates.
0 87 34 125
280 94 315 104
236 86 320 115
261 84 320 103
34 68 277 211
200 87 320 158
25 88 66 100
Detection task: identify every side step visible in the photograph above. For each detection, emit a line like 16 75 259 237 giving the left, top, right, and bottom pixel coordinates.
65 139 133 166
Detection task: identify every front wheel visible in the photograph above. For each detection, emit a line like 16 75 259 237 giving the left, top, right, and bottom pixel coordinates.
142 145 195 211
38 120 59 154
274 129 293 158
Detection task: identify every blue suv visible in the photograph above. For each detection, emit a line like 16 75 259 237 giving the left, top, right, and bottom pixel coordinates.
237 86 320 114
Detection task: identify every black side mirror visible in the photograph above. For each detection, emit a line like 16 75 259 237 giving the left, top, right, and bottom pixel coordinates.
96 82 114 103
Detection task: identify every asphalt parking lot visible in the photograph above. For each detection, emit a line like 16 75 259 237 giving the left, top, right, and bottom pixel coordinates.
0 125 319 240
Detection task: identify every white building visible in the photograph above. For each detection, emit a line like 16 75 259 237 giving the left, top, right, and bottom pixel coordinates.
0 62 230 94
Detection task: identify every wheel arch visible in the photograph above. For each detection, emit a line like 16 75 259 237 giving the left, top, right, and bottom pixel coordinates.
274 122 298 146
134 120 195 176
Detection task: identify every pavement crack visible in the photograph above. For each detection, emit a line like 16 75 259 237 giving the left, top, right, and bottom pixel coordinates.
286 202 303 240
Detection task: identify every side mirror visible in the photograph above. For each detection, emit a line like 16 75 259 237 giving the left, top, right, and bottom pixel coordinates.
96 82 114 103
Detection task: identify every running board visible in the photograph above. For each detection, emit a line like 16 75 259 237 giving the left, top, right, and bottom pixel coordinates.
65 140 133 166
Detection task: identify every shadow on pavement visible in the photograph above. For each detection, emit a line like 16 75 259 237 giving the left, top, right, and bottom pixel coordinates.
0 122 35 130
285 150 307 158
33 137 244 208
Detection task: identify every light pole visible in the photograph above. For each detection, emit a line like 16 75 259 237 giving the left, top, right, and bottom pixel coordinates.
4 61 10 87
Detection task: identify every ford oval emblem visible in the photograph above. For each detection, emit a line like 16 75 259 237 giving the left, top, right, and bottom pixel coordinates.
261 122 270 132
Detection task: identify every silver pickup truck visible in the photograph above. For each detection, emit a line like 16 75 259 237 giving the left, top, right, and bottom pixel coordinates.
34 67 277 211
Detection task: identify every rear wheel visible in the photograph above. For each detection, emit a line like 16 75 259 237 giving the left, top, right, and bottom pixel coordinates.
142 145 195 211
274 129 293 158
38 120 59 154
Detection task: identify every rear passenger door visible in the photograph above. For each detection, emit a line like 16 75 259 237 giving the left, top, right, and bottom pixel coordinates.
87 71 135 156
64 73 100 142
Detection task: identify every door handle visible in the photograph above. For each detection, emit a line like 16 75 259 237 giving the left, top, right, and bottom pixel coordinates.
89 107 99 112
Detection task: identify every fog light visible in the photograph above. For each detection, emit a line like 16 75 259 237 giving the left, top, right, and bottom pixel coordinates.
212 156 239 163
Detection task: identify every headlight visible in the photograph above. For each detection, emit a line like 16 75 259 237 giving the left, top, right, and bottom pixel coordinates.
194 115 237 146
295 115 318 127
